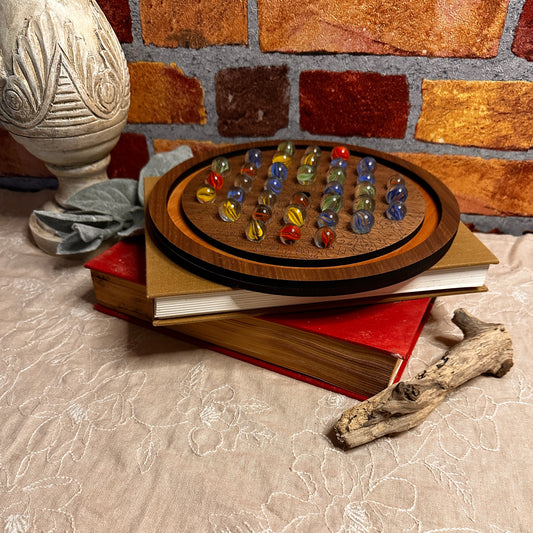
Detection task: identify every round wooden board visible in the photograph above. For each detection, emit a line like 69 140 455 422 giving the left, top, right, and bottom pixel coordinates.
147 141 460 296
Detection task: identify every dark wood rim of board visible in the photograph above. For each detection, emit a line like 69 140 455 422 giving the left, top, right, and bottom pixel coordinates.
147 141 460 296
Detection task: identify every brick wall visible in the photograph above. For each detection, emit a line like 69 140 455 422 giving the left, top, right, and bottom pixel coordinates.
1 0 532 220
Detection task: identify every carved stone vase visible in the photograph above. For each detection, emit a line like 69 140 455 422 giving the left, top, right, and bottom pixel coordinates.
0 0 130 253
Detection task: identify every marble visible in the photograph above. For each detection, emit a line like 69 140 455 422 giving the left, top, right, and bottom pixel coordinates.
291 191 310 208
245 219 267 242
268 162 289 181
324 180 344 196
357 156 376 175
234 173 254 192
219 198 242 222
386 184 409 204
357 172 375 185
304 145 322 158
196 185 217 204
206 171 224 190
314 227 336 248
264 177 283 195
317 209 339 228
355 182 376 198
272 151 292 166
387 174 406 188
352 195 376 213
244 148 262 168
227 185 246 203
279 224 301 245
331 146 350 161
320 193 343 213
277 140 295 156
283 204 306 227
240 162 258 179
300 152 320 167
296 164 317 185
330 158 348 171
350 209 374 234
252 204 273 223
326 167 346 185
257 190 278 207
386 201 407 221
212 156 230 176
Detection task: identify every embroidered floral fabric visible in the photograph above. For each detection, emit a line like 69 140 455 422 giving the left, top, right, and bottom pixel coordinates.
1 190 532 532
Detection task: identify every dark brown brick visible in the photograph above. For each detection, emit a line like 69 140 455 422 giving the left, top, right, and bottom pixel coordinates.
300 71 409 138
215 66 290 137
395 152 533 217
108 133 150 180
258 0 508 57
127 62 206 124
96 0 133 43
512 0 533 60
140 0 247 48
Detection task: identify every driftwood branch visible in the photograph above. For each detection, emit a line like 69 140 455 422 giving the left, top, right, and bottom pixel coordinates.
334 309 513 449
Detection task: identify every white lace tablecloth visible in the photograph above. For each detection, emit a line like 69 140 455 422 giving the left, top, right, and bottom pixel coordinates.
1 189 532 532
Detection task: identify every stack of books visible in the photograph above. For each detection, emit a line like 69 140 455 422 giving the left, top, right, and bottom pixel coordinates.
85 218 497 400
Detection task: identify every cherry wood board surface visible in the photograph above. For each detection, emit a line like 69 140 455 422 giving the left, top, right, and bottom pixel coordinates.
147 141 460 296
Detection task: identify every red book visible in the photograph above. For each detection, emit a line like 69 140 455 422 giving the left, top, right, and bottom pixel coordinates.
85 239 433 400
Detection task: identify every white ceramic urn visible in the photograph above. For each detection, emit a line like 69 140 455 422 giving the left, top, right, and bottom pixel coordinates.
0 0 130 252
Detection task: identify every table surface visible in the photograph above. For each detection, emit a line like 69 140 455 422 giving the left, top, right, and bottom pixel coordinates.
1 189 532 532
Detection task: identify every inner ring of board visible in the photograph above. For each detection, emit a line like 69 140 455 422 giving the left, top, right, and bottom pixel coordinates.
178 148 426 266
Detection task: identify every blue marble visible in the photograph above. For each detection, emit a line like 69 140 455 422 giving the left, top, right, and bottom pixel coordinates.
244 148 262 168
317 209 339 228
324 180 344 196
268 162 289 181
385 201 407 221
386 184 408 204
350 209 374 234
227 185 246 203
357 172 375 185
264 177 283 195
357 156 376 175
330 157 348 171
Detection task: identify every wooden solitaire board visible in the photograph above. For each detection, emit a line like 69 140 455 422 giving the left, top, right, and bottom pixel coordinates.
147 141 460 296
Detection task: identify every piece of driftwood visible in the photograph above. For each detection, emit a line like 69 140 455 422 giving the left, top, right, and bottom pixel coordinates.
334 309 513 449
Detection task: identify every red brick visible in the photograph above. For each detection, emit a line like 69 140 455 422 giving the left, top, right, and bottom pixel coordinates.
395 152 533 217
96 0 133 43
258 0 508 57
416 80 533 151
140 0 247 48
512 0 533 60
215 66 290 137
127 62 206 124
300 71 409 138
0 128 53 178
108 133 150 180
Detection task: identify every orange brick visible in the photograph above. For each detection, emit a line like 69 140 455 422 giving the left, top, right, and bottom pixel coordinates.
258 0 508 57
140 0 247 48
395 152 533 217
128 62 206 124
415 80 533 151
